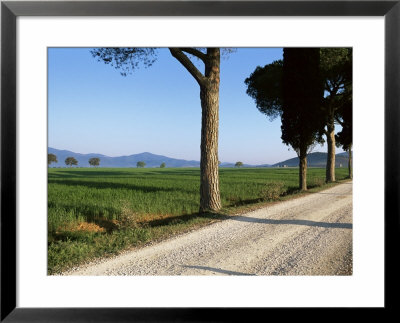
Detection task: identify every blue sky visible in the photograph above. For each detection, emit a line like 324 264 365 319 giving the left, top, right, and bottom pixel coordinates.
48 47 341 165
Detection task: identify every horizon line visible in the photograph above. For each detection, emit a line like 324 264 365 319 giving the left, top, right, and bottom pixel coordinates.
48 146 348 166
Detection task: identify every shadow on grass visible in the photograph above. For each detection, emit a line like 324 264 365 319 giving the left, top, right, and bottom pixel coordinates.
141 212 230 227
49 169 201 179
48 170 133 178
224 186 301 207
284 186 302 195
49 230 101 244
48 179 190 194
139 169 200 176
225 197 263 207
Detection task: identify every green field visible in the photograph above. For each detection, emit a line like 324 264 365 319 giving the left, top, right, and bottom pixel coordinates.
48 167 349 274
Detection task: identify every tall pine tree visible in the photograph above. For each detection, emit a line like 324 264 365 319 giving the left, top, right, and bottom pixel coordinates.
281 48 325 190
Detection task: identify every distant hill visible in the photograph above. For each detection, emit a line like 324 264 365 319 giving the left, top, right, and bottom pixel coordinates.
48 148 350 168
48 148 200 168
272 151 350 168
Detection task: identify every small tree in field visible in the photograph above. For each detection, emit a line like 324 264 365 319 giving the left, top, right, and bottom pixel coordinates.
160 162 166 168
48 153 58 166
89 157 100 167
235 161 243 168
137 161 146 168
65 157 78 167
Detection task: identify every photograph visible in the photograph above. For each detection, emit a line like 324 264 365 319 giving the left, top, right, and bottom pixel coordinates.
2 0 396 318
47 47 353 276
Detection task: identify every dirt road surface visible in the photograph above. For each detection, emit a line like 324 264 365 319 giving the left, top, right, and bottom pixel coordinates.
63 181 353 276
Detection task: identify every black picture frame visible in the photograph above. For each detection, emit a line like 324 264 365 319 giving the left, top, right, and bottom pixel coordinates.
1 0 399 321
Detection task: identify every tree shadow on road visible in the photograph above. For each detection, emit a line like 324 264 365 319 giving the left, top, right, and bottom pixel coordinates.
143 211 352 230
227 215 352 229
181 265 255 276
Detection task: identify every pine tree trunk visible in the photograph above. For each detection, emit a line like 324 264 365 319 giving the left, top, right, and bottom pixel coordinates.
348 143 352 179
299 147 307 191
199 48 221 212
325 117 336 183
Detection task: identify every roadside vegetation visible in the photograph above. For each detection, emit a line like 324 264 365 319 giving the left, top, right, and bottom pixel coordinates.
48 167 349 274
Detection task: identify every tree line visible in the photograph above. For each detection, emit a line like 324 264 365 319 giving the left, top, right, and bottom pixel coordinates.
49 47 352 213
48 155 100 167
245 48 352 190
48 155 167 168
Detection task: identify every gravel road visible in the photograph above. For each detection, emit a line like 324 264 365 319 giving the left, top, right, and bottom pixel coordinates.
64 181 353 276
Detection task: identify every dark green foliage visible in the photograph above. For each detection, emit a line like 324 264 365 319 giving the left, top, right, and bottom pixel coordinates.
281 48 325 189
320 48 352 130
320 48 352 94
335 98 352 151
244 47 352 187
48 153 58 165
89 157 100 167
244 60 283 121
274 152 350 168
244 48 352 136
137 161 146 168
160 162 166 168
235 161 243 168
90 48 157 76
333 48 353 152
65 157 78 167
281 48 325 154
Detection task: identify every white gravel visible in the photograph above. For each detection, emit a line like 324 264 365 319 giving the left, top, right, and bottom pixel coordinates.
62 181 353 276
